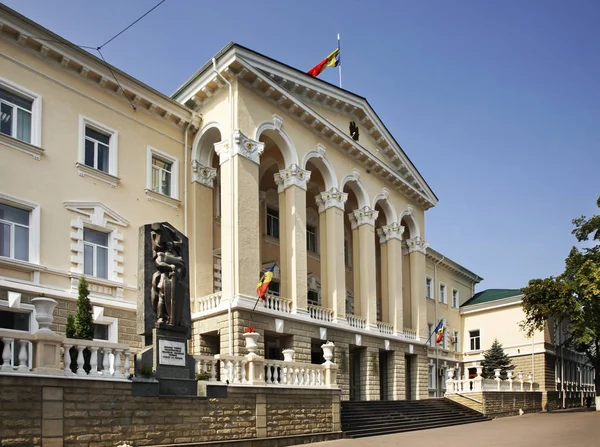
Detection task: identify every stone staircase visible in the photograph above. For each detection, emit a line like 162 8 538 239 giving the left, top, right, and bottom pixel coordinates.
341 398 490 438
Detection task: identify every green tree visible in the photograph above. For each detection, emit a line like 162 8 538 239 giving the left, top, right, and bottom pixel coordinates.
65 313 76 339
481 339 514 379
73 276 94 340
521 195 600 397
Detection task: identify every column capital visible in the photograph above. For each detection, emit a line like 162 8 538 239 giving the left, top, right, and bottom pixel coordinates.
376 222 404 244
315 187 347 213
274 164 311 193
214 129 265 164
403 236 429 254
190 160 217 187
349 206 378 229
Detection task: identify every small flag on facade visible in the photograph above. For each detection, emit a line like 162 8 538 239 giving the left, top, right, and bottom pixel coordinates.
307 48 340 78
435 320 445 344
256 265 275 300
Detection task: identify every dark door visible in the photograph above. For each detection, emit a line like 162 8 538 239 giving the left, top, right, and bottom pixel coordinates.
379 350 389 400
349 346 361 401
405 354 412 401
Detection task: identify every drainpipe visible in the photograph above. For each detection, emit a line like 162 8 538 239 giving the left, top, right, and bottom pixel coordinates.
212 57 235 356
183 112 198 236
433 255 444 397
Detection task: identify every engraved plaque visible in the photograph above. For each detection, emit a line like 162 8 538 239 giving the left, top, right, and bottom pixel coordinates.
158 339 186 366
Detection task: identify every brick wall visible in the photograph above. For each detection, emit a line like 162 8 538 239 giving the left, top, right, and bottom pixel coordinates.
447 391 542 417
0 375 341 447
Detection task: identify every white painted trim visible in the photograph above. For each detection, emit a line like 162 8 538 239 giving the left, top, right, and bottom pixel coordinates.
301 145 338 191
425 276 433 299
192 121 223 167
439 282 447 304
146 145 180 199
0 75 42 147
460 296 523 314
0 133 44 160
339 170 370 208
452 288 459 308
372 190 397 223
0 192 41 264
92 309 119 344
255 119 299 167
78 115 119 177
399 207 421 239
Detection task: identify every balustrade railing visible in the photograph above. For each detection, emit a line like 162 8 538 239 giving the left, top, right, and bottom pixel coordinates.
0 330 35 372
346 314 366 329
308 304 334 322
264 359 330 387
264 293 292 313
193 354 219 381
62 339 131 378
401 328 417 340
194 292 222 313
376 321 394 335
215 354 248 384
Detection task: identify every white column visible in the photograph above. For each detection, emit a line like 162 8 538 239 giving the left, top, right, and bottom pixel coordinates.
377 223 404 333
274 164 311 313
405 236 429 339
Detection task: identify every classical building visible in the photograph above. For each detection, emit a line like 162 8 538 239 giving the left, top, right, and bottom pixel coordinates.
0 4 591 407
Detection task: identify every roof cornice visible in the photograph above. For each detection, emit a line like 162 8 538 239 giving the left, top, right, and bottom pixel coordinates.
427 247 483 283
0 4 198 130
460 295 524 315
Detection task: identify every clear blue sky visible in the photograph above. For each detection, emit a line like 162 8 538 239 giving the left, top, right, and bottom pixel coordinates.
5 0 599 291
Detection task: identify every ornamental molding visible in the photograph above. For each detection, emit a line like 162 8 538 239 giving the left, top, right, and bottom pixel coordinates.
191 160 217 187
315 187 347 213
274 164 311 192
349 206 379 229
214 129 265 164
377 222 404 244
404 236 429 254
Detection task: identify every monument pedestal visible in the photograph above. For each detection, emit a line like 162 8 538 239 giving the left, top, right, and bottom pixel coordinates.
134 325 196 397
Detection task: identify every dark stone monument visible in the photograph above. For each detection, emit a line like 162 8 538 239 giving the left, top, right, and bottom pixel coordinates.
133 222 197 397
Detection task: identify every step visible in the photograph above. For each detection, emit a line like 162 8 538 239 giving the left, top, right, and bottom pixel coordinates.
345 418 489 438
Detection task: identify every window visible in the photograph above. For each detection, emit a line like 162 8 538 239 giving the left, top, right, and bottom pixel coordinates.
146 147 179 202
84 126 111 173
307 290 320 306
439 284 447 304
269 281 280 296
152 157 172 196
428 364 435 389
426 277 432 299
266 207 279 239
0 203 29 261
0 86 33 143
93 323 109 341
428 323 433 346
454 331 460 352
0 309 30 331
469 330 481 351
306 225 317 253
452 289 459 308
0 303 35 369
83 228 109 279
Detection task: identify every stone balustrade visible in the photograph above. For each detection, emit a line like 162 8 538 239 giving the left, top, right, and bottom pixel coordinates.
193 292 222 313
264 359 337 388
308 304 334 322
401 328 417 340
376 321 394 335
346 314 366 329
62 339 131 378
445 367 541 395
263 293 293 313
193 354 219 380
0 330 35 372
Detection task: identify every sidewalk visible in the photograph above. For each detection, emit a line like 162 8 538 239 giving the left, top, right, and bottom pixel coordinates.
300 411 600 447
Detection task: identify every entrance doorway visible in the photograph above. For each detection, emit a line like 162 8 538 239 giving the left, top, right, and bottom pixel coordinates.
379 350 389 400
349 346 363 401
405 354 413 400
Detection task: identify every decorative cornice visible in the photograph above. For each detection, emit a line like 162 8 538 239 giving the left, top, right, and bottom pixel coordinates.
274 164 311 193
75 163 120 188
315 187 347 213
349 206 378 229
214 129 265 165
377 222 404 244
144 189 181 210
404 236 429 254
0 132 44 160
191 160 217 187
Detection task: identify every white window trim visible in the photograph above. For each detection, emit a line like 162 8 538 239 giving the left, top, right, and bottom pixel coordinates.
452 288 459 308
0 76 42 148
453 330 460 353
0 298 38 370
439 283 447 304
77 115 119 186
0 193 40 264
425 276 433 299
469 329 481 352
265 204 280 240
92 306 118 343
145 146 180 208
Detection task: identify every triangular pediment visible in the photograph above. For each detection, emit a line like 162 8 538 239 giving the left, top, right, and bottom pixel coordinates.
172 44 438 209
64 201 129 227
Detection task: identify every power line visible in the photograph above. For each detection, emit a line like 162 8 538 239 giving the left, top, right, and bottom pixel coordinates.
97 48 136 110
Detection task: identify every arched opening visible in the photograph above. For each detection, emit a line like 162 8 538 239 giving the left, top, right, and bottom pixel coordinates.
401 217 412 328
343 184 361 320
305 160 326 309
373 202 388 323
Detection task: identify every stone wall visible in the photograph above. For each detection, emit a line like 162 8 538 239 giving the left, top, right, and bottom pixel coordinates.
446 391 542 417
0 375 341 447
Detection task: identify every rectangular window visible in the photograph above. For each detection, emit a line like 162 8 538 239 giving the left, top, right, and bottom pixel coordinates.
454 331 460 352
426 278 432 299
439 284 447 304
428 364 435 389
83 228 109 279
93 323 109 341
306 225 317 253
0 203 30 261
0 86 33 143
469 330 481 351
84 126 111 173
269 281 280 297
151 156 172 196
0 309 30 331
266 207 279 239
307 290 320 306
452 289 459 308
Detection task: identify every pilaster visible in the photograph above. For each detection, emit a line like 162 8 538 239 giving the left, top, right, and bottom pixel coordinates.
316 188 347 320
406 236 429 339
190 169 215 299
274 164 311 312
349 207 378 327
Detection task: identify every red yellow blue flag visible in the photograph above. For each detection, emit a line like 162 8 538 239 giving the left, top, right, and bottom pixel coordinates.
256 265 275 300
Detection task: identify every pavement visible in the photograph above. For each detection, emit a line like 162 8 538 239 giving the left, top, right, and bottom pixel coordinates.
299 411 600 447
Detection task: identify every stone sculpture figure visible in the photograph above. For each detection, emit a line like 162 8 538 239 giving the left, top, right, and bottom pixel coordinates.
150 223 187 327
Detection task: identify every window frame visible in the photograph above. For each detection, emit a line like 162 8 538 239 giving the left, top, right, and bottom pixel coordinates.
0 77 42 147
454 330 460 352
146 146 179 200
452 288 459 308
83 227 110 280
0 193 40 264
439 283 447 304
469 329 481 351
0 299 38 370
306 224 318 253
426 277 433 299
266 206 280 239
92 306 118 343
78 115 118 179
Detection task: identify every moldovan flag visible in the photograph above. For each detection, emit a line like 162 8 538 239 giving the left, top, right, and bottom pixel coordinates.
435 322 445 344
307 48 340 77
256 265 275 300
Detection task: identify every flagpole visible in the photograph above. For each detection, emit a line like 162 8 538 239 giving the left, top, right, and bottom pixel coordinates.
337 33 342 88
